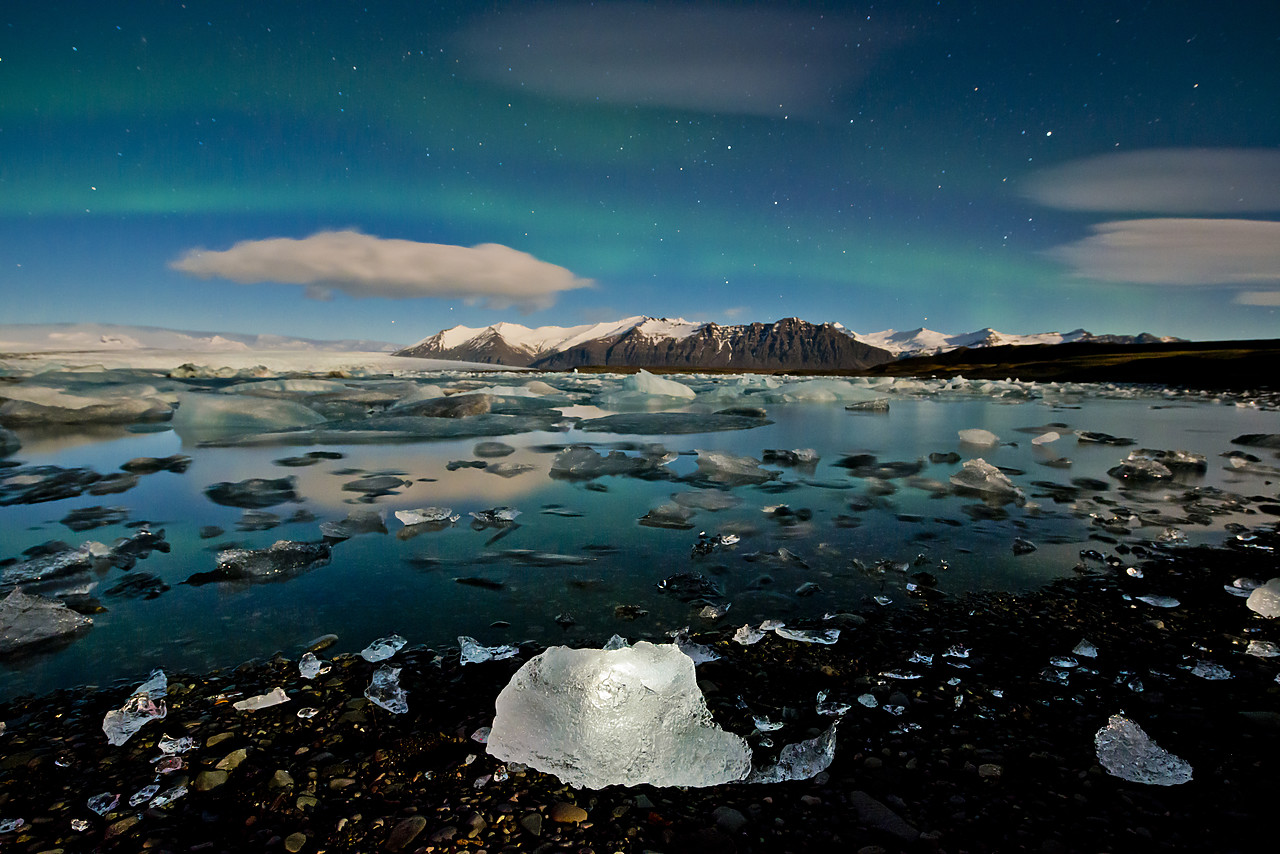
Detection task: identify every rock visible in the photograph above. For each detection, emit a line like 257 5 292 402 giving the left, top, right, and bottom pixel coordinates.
216 748 248 771
712 806 748 833
194 770 228 791
204 476 298 509
284 831 307 852
978 763 1003 779
384 815 427 851
847 791 920 843
270 769 294 789
549 802 588 824
519 812 543 836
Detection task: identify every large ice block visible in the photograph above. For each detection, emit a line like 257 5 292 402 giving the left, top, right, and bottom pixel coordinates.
487 642 753 788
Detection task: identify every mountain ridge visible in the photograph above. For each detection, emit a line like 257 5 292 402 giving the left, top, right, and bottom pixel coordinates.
395 316 1183 370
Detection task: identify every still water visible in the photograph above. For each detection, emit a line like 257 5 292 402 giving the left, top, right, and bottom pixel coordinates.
2 374 1276 701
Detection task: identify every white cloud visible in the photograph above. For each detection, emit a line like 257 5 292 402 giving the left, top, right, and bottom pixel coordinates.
1235 291 1280 306
455 3 896 118
1023 148 1280 214
1046 218 1280 286
171 231 592 311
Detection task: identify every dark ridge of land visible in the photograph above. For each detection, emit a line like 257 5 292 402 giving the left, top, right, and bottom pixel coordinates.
861 339 1280 390
547 340 1280 392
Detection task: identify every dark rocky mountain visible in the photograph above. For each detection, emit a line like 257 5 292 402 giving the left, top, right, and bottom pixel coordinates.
530 318 893 371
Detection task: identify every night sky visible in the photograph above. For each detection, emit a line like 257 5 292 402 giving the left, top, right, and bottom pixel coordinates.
2 1 1278 344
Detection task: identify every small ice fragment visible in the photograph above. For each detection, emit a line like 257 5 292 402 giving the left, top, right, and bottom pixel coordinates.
1094 714 1192 785
603 634 629 650
758 619 786 631
469 507 521 525
1246 640 1280 658
699 603 730 619
1049 655 1079 668
459 636 519 664
908 651 933 665
747 722 838 783
158 734 196 754
815 690 851 716
0 818 25 833
753 715 784 732
299 651 324 679
128 784 160 807
360 634 407 662
154 756 183 774
492 765 509 782
1031 431 1060 445
774 627 840 645
944 644 971 659
395 507 459 526
1073 639 1099 658
71 818 90 832
958 428 1000 447
1190 661 1231 680
950 458 1023 501
1157 527 1187 544
1246 578 1280 618
881 670 921 680
676 635 721 665
873 595 893 606
1126 567 1144 578
233 686 290 711
882 704 906 716
857 694 878 708
365 665 409 714
148 785 187 807
470 726 491 743
1136 595 1180 608
87 792 120 815
102 670 168 746
733 624 765 645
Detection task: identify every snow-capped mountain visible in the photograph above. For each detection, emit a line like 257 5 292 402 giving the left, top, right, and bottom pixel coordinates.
397 316 1182 370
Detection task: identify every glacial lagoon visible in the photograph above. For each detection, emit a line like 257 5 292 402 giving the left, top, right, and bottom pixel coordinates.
2 367 1276 702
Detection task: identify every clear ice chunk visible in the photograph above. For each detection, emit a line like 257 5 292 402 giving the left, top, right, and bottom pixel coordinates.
1246 640 1280 658
747 722 839 783
1246 578 1280 618
1189 661 1231 680
360 634 407 662
86 792 120 815
949 458 1024 502
299 652 325 679
102 670 167 746
157 734 196 754
365 665 409 714
603 634 629 650
1136 595 1180 608
733 624 765 645
1073 639 1099 658
773 626 840 645
691 450 780 487
459 636 519 664
232 686 290 711
816 690 851 716
1094 714 1192 785
486 642 753 788
395 507 459 525
128 784 160 807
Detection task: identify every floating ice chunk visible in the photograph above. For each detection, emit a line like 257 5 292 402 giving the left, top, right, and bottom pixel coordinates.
1246 578 1280 618
958 428 1000 447
603 634 629 650
1094 714 1192 785
1108 458 1173 483
774 626 840 645
733 624 765 645
595 369 697 404
1136 595 1180 608
395 507 460 526
170 392 325 441
233 686 290 711
365 665 409 714
486 642 753 788
102 670 167 746
469 507 521 525
459 636 519 664
949 458 1023 501
691 450 780 487
0 588 93 655
748 722 838 783
1031 431 1060 445
360 634 407 662
212 540 331 583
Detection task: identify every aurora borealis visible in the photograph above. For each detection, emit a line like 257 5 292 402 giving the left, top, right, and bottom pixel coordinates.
2 1 1277 342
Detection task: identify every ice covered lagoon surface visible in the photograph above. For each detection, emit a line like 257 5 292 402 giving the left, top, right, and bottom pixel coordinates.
1 359 1277 701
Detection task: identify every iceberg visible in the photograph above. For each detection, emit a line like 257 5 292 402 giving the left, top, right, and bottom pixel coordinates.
949 458 1024 502
486 642 753 788
170 392 325 441
594 370 696 406
1094 714 1192 785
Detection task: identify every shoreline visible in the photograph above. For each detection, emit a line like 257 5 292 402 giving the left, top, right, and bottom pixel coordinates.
2 526 1277 853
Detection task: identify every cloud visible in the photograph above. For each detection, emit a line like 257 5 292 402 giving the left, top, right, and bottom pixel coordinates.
171 231 592 310
1046 218 1280 286
1235 291 1280 306
455 3 896 118
1023 149 1280 214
